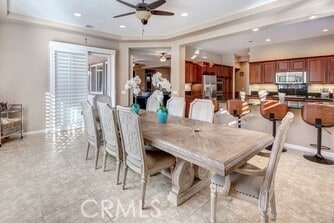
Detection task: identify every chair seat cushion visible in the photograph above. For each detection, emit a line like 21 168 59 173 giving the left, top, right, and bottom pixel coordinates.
211 163 264 200
146 150 175 173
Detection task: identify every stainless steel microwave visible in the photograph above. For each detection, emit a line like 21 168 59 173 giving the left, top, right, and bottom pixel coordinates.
276 72 306 84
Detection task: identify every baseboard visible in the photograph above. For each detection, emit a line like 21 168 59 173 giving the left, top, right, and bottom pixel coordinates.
23 129 46 136
284 143 334 158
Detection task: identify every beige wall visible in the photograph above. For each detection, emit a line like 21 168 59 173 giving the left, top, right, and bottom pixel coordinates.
0 21 118 132
235 62 247 92
250 35 334 62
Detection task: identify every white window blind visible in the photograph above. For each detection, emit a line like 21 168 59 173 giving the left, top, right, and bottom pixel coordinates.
51 50 87 131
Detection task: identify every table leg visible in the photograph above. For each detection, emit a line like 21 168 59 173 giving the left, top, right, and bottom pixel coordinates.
167 159 211 206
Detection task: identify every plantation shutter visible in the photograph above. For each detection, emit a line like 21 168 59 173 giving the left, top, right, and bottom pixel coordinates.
49 45 88 131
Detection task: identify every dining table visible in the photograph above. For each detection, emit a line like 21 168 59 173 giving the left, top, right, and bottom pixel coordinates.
140 110 274 206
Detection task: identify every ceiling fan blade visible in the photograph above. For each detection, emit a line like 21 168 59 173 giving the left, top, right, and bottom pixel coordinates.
151 10 174 16
113 11 136 18
148 0 166 9
116 0 137 9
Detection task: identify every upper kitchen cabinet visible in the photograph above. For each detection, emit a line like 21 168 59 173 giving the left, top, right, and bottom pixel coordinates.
249 63 262 84
263 62 276 83
307 57 326 84
185 61 198 83
276 59 306 72
290 59 306 71
327 57 334 84
222 66 233 77
276 60 289 72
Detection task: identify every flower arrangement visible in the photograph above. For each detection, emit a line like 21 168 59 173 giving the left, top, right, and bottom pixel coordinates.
152 72 172 123
125 75 141 114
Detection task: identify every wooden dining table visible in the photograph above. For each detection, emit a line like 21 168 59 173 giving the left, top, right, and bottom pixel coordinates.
140 110 274 206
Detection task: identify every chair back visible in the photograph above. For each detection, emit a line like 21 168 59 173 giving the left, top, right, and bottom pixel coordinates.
260 112 294 201
240 91 246 101
93 94 112 108
146 90 161 112
227 99 250 117
117 106 145 172
258 90 268 102
189 99 214 123
278 93 286 103
167 97 185 117
301 104 334 127
81 101 99 147
260 100 288 121
97 102 122 157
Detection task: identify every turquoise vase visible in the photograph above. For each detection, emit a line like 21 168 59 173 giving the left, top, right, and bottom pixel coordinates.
157 106 168 124
131 103 140 114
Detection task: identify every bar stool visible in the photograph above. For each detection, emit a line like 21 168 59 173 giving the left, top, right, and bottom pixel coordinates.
227 99 250 128
260 100 289 151
301 104 334 165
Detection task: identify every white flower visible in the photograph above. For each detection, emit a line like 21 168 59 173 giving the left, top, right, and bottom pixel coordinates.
133 87 141 96
156 90 164 103
152 72 172 93
125 75 142 96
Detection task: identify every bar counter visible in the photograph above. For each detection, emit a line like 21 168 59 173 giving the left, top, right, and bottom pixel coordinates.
215 101 334 156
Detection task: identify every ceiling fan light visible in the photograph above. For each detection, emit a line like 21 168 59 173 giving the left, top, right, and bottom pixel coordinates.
136 11 152 24
160 55 167 62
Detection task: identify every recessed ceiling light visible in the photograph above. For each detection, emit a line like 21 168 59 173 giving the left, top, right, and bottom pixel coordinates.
194 49 200 55
119 25 126 28
181 12 188 17
322 28 329 32
265 38 271 42
73 12 81 17
252 28 260 32
202 56 208 59
308 15 319 20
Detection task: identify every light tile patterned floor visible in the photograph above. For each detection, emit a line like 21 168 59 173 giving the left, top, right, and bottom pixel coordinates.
0 130 333 223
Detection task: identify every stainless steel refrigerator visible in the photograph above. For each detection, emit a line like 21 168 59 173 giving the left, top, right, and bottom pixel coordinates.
203 75 217 99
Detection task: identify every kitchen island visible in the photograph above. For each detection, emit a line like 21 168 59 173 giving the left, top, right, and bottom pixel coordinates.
215 98 334 157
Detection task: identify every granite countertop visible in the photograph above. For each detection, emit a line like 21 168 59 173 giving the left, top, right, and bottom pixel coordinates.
246 95 333 102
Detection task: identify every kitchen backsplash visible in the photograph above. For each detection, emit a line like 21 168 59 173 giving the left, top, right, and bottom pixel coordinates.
308 84 334 93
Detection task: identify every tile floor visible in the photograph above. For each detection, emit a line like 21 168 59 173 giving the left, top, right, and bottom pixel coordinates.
0 130 333 223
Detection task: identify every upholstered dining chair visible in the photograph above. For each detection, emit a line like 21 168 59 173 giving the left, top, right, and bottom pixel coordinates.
189 99 215 123
210 112 294 223
166 97 185 117
97 102 122 184
146 90 160 112
116 106 176 209
81 101 103 169
93 94 112 108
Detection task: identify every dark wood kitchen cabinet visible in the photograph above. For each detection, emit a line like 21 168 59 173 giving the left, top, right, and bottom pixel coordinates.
185 61 198 83
222 66 233 77
327 57 334 83
276 60 289 72
249 63 262 84
263 62 276 83
276 59 306 72
290 59 306 71
307 57 326 84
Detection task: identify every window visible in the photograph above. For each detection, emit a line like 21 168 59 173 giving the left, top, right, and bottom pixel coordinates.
90 63 104 94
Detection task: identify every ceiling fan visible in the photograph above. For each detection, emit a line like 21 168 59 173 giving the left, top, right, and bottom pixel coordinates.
160 52 171 62
114 0 175 25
